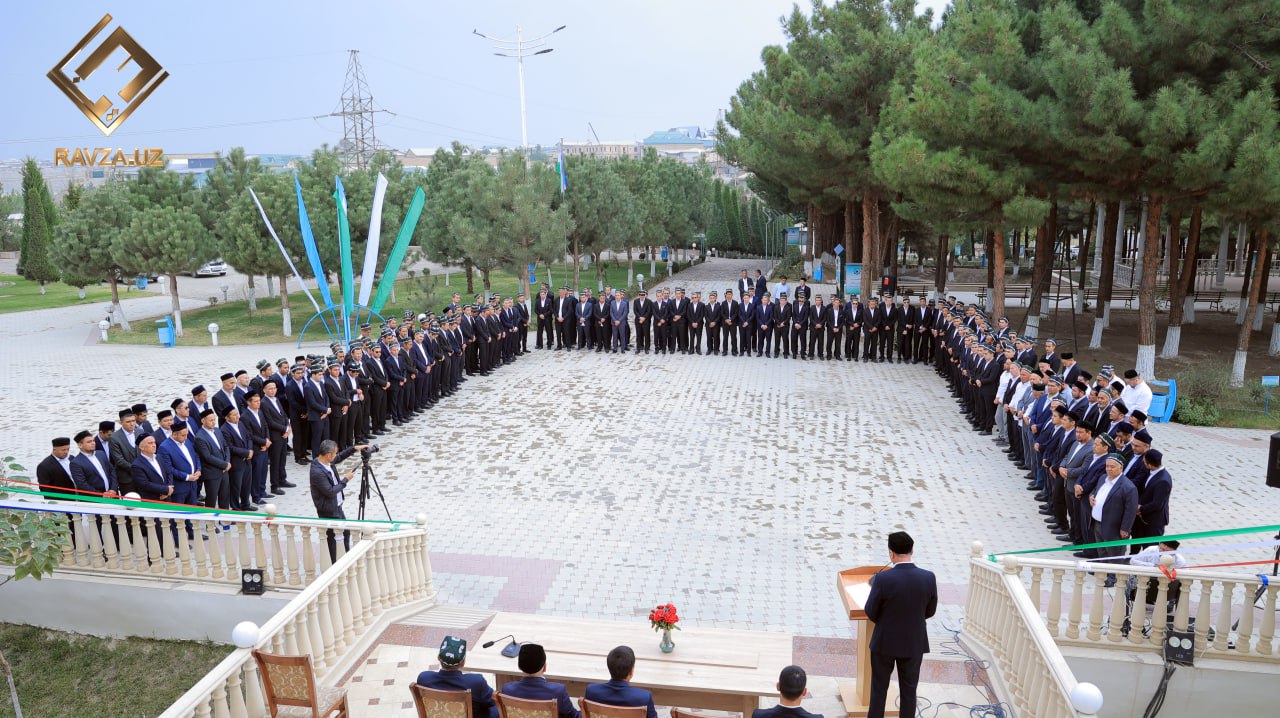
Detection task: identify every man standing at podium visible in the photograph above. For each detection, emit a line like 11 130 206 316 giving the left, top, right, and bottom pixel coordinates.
864 531 937 718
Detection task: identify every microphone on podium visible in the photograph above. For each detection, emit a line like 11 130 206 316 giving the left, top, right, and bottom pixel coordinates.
483 634 522 658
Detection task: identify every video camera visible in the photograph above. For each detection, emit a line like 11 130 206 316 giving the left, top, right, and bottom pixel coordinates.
360 443 380 461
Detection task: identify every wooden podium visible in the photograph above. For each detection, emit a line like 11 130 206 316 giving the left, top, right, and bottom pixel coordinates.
837 566 897 717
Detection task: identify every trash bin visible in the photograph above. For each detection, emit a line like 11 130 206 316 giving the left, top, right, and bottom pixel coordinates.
880 275 898 296
155 316 175 347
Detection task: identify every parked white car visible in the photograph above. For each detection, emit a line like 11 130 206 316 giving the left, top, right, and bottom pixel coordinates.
191 258 227 277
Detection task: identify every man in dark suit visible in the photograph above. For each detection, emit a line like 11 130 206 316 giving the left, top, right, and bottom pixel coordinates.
283 364 311 463
862 297 881 361
632 290 653 353
36 436 77 499
807 295 826 360
878 295 898 361
1131 449 1171 552
260 380 294 493
843 297 864 361
132 403 155 436
864 531 938 718
610 289 630 353
789 295 809 359
750 665 823 718
157 423 201 506
705 290 722 355
585 646 658 718
362 348 390 434
129 434 172 501
70 430 118 497
309 439 366 561
211 373 238 423
591 291 610 353
670 288 691 354
241 390 274 503
1090 454 1140 586
500 644 580 718
108 408 145 495
555 286 577 350
722 289 740 356
825 297 844 360
221 406 255 510
193 408 231 509
755 294 774 357
516 292 531 353
737 269 753 300
416 636 499 718
688 291 708 354
536 287 555 350
754 269 768 298
305 364 334 451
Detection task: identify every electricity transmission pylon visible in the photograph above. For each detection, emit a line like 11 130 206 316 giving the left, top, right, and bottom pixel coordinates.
321 50 391 170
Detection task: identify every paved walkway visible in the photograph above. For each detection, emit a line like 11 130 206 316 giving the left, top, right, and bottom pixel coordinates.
2 257 1277 669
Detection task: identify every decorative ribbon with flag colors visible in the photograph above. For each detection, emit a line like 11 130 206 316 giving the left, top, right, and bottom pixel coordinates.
334 176 355 342
358 173 389 307
295 175 334 308
369 186 426 314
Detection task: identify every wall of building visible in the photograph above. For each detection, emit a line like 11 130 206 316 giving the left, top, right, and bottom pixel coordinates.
1062 645 1280 717
0 569 292 643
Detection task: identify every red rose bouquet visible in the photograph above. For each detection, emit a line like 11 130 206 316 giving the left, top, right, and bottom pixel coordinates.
649 603 680 632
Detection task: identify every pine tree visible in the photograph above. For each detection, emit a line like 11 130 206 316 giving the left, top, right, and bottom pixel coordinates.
19 160 59 290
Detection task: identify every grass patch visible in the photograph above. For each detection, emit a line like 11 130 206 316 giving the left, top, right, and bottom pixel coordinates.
1213 408 1280 431
104 260 677 347
0 623 229 718
0 274 116 314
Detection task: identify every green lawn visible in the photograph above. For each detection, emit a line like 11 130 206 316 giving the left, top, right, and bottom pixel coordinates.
0 274 116 314
104 260 679 347
0 623 229 718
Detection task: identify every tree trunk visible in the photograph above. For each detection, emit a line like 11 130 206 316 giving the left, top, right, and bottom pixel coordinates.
464 258 475 295
985 229 997 312
481 267 492 296
1215 222 1230 289
595 252 604 292
1253 249 1272 331
1090 201 1120 348
847 199 863 263
1270 288 1280 356
246 274 257 311
990 227 1006 319
882 203 899 280
1077 202 1095 314
1162 206 1199 357
279 275 292 337
843 200 856 272
109 276 131 330
1136 196 1162 379
168 274 184 337
1238 234 1256 324
1026 207 1055 335
1233 230 1270 386
627 247 634 288
934 234 947 295
861 192 880 298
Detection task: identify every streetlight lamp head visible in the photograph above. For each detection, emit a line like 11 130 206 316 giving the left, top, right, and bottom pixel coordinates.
554 25 567 32
1069 683 1103 714
208 323 219 334
231 621 260 649
534 48 554 55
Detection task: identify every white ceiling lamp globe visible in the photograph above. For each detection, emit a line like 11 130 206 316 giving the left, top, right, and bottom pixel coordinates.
1069 683 1103 714
231 621 260 649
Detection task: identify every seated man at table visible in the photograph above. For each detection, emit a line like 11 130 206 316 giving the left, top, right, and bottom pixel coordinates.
584 646 657 718
416 636 499 718
500 643 581 718
752 665 822 718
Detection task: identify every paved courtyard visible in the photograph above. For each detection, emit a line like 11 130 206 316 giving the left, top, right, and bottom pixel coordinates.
2 258 1278 649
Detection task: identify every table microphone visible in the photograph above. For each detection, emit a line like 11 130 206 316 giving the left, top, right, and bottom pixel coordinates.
483 634 522 658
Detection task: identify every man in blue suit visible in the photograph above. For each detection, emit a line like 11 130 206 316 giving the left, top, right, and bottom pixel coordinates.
584 646 657 718
416 636 499 718
864 531 938 718
609 289 630 353
158 423 202 505
129 434 172 501
750 665 823 718
500 644 580 718
1131 449 1172 552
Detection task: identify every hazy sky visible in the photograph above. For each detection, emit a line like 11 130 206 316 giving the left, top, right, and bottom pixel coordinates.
1 0 951 160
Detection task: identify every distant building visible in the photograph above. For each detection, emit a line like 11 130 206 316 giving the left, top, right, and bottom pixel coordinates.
560 140 642 161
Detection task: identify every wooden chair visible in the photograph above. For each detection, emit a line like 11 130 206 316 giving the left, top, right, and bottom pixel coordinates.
670 708 709 718
411 685 473 718
252 650 350 718
496 693 559 718
581 700 647 718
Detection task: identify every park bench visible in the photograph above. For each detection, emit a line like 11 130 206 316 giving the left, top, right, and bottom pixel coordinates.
1194 289 1227 311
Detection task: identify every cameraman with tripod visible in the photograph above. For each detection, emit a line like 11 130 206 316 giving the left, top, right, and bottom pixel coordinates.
310 439 370 561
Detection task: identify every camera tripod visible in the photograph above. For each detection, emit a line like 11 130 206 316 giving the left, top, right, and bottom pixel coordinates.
356 455 393 521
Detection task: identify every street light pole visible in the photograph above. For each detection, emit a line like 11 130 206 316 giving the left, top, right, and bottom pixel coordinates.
473 24 566 149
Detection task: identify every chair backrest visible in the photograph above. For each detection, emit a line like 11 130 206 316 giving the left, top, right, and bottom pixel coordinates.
581 700 647 718
412 685 473 718
253 649 321 717
670 708 706 718
497 693 559 718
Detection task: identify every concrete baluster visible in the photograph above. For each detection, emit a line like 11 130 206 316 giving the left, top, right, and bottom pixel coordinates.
1258 584 1276 656
300 526 318 581
269 524 286 584
242 659 267 718
1047 569 1063 637
1086 572 1106 641
1236 582 1256 655
210 681 232 718
1213 580 1234 652
337 573 356 647
191 522 211 578
1195 579 1214 650
306 603 327 670
286 526 302 586
226 665 248 718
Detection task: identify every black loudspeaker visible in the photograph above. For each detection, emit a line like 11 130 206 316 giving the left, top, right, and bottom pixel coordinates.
241 568 265 595
1267 432 1280 488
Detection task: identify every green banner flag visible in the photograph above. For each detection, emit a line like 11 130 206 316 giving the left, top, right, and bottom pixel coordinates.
335 176 355 341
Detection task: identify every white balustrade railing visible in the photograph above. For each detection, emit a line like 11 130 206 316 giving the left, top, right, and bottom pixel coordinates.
2 495 406 588
995 547 1279 661
963 544 1098 718
158 523 437 718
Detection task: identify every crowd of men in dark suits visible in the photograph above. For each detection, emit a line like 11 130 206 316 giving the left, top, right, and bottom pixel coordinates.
930 296 1173 586
34 295 531 517
531 269 954 362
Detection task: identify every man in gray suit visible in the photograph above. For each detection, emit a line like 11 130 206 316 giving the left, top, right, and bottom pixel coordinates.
1047 415 1093 541
108 408 145 494
193 408 232 509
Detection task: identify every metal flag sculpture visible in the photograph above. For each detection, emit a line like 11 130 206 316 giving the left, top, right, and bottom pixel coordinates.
252 173 426 347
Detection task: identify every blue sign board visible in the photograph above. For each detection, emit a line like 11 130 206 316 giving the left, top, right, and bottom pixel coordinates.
813 264 823 282
1263 376 1280 387
786 227 801 246
844 263 862 296
661 246 669 260
529 264 537 283
834 243 845 256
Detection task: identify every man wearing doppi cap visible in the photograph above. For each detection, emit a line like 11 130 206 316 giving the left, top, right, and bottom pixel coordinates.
416 636 499 718
499 643 580 718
